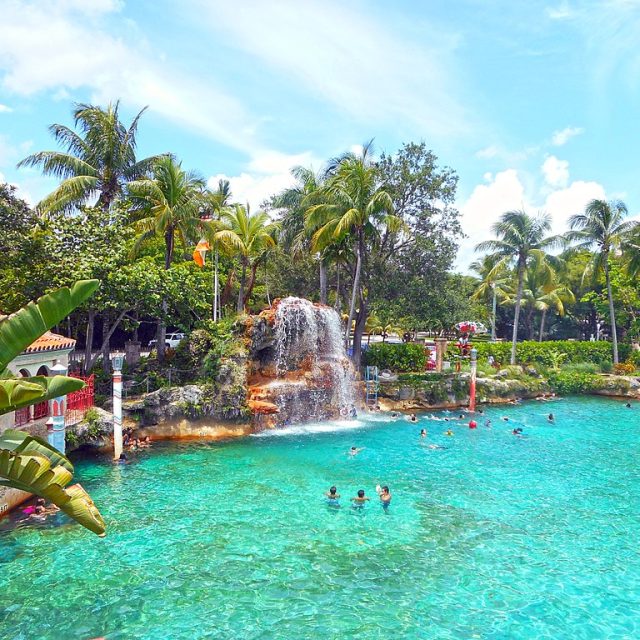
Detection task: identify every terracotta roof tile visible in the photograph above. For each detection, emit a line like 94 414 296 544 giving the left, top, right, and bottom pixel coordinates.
23 331 76 354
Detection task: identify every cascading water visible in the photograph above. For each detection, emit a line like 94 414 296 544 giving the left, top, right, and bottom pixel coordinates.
256 297 356 424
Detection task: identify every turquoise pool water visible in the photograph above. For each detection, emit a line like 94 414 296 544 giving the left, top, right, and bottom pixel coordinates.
1 397 640 639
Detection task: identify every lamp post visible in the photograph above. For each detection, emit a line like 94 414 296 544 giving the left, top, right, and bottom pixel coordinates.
112 353 124 461
47 362 68 453
490 282 497 342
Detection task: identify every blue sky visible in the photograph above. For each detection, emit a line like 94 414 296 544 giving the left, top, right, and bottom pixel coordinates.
1 0 638 270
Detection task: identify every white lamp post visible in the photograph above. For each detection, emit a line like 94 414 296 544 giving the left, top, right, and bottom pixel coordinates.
48 362 68 453
112 353 124 460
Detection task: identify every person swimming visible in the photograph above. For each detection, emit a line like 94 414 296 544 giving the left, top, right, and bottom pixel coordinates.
391 411 399 419
420 429 427 438
548 413 555 423
325 486 340 507
376 485 391 509
512 427 524 436
409 413 418 423
626 402 632 408
445 429 454 436
349 406 358 418
351 489 370 509
348 446 364 457
428 444 446 450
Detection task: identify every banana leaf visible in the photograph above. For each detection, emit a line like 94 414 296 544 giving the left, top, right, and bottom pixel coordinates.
0 429 74 472
0 280 99 370
0 435 106 535
0 375 85 414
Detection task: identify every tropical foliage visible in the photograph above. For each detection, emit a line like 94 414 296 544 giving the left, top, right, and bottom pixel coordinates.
0 281 106 536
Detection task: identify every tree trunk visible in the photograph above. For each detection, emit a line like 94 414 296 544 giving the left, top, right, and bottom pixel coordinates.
539 309 547 342
101 316 110 373
604 255 619 363
213 249 219 322
510 258 525 365
83 309 95 375
221 269 235 307
353 295 368 367
334 264 341 312
526 308 535 341
158 230 174 362
345 231 363 351
237 261 247 314
85 310 127 372
243 261 260 308
491 286 497 341
319 259 328 305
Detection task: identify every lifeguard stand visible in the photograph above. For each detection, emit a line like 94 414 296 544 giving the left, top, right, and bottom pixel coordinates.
365 366 378 406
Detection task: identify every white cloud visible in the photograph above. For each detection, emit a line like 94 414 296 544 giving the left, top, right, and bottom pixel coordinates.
193 0 471 138
0 0 260 154
209 150 320 210
544 180 606 232
0 104 12 113
552 126 584 146
542 155 569 188
546 2 573 20
476 145 499 159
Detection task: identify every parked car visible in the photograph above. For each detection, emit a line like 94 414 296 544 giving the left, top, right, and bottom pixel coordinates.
148 332 186 350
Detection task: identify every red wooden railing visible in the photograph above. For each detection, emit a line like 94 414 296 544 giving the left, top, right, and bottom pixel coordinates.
65 374 95 426
33 401 49 420
14 406 30 427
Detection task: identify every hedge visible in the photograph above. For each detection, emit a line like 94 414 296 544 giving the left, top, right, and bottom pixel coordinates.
474 340 623 367
364 343 427 372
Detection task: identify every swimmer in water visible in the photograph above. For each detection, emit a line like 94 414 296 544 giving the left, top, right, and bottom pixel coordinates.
409 413 418 423
348 446 365 457
485 419 492 427
428 444 446 450
502 417 510 422
351 489 370 508
512 427 524 436
626 402 632 408
420 429 427 438
391 411 399 420
376 485 391 509
445 429 454 436
325 486 340 507
548 413 555 423
349 406 358 418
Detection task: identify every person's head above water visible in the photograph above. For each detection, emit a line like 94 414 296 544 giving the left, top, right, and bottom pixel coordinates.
548 413 554 420
627 402 632 408
329 486 337 495
357 489 365 498
381 486 389 493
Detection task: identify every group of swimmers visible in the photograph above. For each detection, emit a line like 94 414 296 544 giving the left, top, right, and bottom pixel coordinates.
115 430 153 463
325 484 391 510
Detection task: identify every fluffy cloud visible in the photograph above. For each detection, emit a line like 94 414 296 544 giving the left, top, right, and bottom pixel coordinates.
0 104 12 113
552 126 584 146
542 155 569 188
208 150 319 210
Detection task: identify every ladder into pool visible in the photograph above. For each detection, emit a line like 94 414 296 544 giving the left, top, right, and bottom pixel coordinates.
365 366 379 406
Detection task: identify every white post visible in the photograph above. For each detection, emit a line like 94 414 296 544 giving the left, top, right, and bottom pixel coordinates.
48 362 68 453
112 354 124 460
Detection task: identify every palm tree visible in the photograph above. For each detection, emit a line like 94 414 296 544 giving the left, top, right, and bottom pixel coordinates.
476 210 561 365
470 255 510 341
18 102 162 215
305 143 399 362
568 199 636 363
128 156 206 359
215 205 277 313
273 166 331 303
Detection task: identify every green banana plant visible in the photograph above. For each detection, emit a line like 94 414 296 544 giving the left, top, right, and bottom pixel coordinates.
0 430 105 535
0 280 107 536
0 280 99 413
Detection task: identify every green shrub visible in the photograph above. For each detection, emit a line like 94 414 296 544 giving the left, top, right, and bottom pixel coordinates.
364 343 427 372
547 371 604 394
474 341 617 367
564 362 599 375
600 360 613 374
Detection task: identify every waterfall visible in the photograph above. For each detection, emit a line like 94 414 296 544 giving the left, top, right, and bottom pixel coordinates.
272 297 356 417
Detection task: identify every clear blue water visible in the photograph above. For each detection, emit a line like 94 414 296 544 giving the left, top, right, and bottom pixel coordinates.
1 396 640 639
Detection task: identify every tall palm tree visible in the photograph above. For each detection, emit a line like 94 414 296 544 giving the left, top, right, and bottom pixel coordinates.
470 255 510 341
128 156 206 359
568 199 636 363
273 166 330 303
305 143 399 362
215 205 277 313
476 210 561 365
18 102 162 215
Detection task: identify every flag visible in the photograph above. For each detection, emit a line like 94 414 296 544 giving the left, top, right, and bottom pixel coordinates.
193 239 210 267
